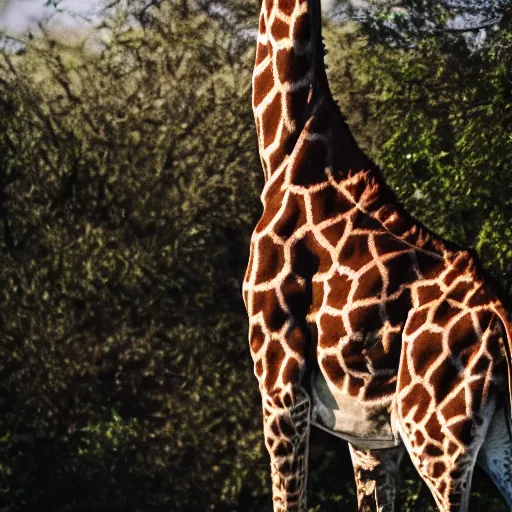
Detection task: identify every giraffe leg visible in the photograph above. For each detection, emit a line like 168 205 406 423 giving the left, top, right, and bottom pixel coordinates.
348 444 405 512
396 306 507 511
397 422 482 512
245 274 312 511
477 405 512 508
396 397 497 512
263 393 311 512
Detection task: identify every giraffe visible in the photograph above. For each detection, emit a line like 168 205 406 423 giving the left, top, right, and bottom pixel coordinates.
242 0 512 511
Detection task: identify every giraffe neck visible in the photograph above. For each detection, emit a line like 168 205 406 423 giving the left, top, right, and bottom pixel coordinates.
253 0 375 186
253 0 321 180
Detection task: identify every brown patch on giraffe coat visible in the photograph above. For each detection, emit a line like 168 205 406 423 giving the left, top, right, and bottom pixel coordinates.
424 413 444 443
447 418 473 446
433 299 461 328
446 313 478 358
409 331 444 376
310 281 324 317
284 88 309 133
281 274 309 319
254 235 285 284
446 440 459 456
415 251 445 280
277 414 295 438
440 386 466 420
261 91 283 148
282 358 301 386
269 419 281 437
270 16 289 41
277 457 292 476
278 0 298 16
430 358 462 403
450 469 464 483
486 317 504 361
373 232 408 255
414 429 425 446
274 439 293 458
310 186 353 225
321 354 345 387
290 138 328 187
431 461 446 478
321 218 349 247
255 360 263 378
401 383 432 423
424 443 443 457
386 287 412 326
472 355 492 375
291 9 311 45
272 194 306 240
250 324 266 354
268 149 287 175
404 307 429 336
398 352 413 388
340 337 369 373
417 283 443 305
339 233 374 271
276 48 310 86
326 272 352 310
477 309 494 334
363 377 396 401
366 335 401 371
286 324 308 354
255 40 269 67
265 340 287 390
256 182 285 233
467 377 485 412
352 208 385 233
258 12 267 33
467 285 489 307
384 252 416 297
348 303 382 334
253 63 274 108
276 131 295 166
353 265 384 301
449 280 474 303
347 376 365 397
253 290 287 331
318 312 346 347
291 233 321 278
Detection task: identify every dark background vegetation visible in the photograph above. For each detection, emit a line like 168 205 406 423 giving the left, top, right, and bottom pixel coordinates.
0 0 510 510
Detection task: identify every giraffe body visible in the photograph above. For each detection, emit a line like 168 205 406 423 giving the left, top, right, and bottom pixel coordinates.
243 0 512 510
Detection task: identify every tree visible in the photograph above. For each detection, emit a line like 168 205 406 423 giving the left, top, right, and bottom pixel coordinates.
0 1 269 510
326 0 512 295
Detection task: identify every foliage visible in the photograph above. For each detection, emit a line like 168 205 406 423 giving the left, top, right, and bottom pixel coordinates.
0 0 510 510
325 1 512 293
0 1 266 510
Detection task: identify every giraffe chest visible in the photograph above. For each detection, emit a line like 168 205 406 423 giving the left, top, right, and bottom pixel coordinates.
306 223 420 446
308 227 419 391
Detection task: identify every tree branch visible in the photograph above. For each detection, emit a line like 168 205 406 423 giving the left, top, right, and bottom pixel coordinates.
430 20 500 34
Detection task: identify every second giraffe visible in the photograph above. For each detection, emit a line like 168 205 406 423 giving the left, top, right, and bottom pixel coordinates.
243 0 512 511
